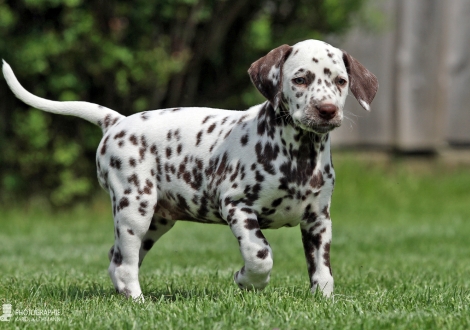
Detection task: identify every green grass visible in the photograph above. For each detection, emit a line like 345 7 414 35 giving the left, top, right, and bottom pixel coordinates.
1 156 469 329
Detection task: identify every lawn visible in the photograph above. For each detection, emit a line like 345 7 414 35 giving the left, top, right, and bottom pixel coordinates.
0 155 469 329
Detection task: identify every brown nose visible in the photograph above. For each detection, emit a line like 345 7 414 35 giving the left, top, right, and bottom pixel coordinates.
316 104 338 120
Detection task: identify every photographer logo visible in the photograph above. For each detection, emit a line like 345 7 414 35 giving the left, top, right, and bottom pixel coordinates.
0 304 12 322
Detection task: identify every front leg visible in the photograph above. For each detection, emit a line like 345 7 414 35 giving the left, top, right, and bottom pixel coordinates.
300 208 334 297
224 204 273 290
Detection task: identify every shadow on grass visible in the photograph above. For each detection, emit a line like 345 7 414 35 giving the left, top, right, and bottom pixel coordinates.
145 284 241 302
144 281 316 302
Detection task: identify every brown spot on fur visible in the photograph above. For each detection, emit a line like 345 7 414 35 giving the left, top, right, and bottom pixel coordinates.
118 197 129 210
257 248 269 259
241 134 249 146
202 115 212 124
196 131 203 146
113 247 123 266
310 171 324 188
207 123 216 133
110 157 122 170
271 198 283 207
114 130 126 139
244 218 259 230
129 135 138 145
100 136 109 155
323 242 332 275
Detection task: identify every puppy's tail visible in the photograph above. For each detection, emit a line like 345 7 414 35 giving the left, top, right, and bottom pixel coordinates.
2 60 124 134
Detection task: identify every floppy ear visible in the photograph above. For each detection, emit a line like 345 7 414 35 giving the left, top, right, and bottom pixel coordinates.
342 51 379 111
248 44 293 109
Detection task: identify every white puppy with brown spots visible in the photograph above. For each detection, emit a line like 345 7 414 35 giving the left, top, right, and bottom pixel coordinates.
3 39 378 300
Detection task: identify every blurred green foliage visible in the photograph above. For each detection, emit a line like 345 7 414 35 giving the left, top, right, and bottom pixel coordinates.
0 0 374 205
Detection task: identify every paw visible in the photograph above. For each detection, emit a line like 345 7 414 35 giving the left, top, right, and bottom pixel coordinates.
234 268 270 290
311 276 334 298
115 287 145 302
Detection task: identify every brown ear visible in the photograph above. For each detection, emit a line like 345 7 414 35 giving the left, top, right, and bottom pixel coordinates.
248 44 293 109
342 51 379 111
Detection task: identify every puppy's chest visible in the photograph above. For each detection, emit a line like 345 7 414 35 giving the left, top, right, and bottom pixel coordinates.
253 167 335 229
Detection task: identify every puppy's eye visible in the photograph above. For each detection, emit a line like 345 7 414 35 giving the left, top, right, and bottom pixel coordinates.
292 77 306 85
336 77 347 86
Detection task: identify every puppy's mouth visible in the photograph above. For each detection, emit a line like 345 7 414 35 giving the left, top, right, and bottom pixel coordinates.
310 124 339 134
295 119 342 134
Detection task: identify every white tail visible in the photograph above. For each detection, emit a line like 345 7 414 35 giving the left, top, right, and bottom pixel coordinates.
2 60 124 133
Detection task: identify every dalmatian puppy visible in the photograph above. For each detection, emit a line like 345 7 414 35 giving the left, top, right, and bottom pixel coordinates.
2 39 378 300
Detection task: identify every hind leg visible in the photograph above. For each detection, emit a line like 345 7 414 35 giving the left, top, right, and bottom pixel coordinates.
108 192 156 300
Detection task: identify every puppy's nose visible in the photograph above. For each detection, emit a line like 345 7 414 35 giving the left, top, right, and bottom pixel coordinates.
316 104 338 120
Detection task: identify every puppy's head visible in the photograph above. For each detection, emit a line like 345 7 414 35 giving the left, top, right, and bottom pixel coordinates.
249 39 378 134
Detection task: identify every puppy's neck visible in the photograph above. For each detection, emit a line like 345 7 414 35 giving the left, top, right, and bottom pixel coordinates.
256 102 330 164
